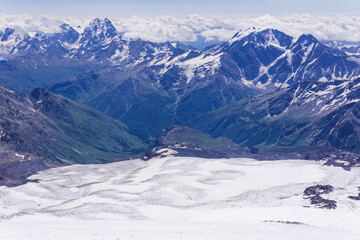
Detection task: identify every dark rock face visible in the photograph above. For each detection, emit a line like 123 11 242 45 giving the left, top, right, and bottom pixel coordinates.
141 126 360 169
142 125 245 159
0 86 64 164
322 150 360 169
306 195 337 209
0 159 49 187
348 194 360 201
304 185 334 195
0 86 150 187
304 185 337 209
348 187 360 201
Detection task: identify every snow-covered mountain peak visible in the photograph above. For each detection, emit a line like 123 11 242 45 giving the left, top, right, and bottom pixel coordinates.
0 28 29 59
0 28 15 42
56 23 80 44
228 27 258 45
0 28 27 44
294 34 319 47
87 18 117 39
79 18 120 48
228 28 293 50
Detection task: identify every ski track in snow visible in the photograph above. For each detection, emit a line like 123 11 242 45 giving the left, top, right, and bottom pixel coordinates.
1 156 360 239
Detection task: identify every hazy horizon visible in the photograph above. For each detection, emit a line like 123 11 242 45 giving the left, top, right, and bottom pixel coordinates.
0 0 359 17
2 13 360 43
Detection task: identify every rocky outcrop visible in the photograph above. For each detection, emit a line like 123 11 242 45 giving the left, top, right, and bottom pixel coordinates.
142 125 245 159
304 185 337 209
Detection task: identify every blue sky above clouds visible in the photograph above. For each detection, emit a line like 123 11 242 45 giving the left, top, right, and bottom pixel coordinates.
0 0 359 16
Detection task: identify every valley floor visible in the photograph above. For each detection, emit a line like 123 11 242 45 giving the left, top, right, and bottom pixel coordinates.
1 156 360 239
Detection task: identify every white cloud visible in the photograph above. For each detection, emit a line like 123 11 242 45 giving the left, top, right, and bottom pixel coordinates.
1 14 360 43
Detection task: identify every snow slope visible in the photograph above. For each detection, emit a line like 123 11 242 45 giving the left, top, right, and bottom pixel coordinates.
1 156 360 239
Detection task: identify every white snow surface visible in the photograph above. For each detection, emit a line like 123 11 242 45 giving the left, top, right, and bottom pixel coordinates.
1 156 360 239
154 51 223 83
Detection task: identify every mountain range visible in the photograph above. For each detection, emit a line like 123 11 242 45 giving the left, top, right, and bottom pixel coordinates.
192 78 360 152
1 17 360 185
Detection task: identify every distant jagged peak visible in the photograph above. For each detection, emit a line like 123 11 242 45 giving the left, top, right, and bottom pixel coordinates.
293 33 319 47
298 33 318 42
228 26 259 45
80 17 119 46
90 18 114 28
56 23 80 44
0 27 28 43
59 23 75 32
31 31 47 40
289 33 329 56
86 17 117 37
229 28 293 48
0 28 15 42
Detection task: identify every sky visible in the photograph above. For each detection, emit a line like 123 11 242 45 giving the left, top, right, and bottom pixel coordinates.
0 0 360 17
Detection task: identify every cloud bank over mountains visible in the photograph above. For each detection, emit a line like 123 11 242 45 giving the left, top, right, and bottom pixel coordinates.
1 14 360 43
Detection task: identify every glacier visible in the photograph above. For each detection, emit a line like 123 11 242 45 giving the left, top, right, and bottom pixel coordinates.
1 156 360 239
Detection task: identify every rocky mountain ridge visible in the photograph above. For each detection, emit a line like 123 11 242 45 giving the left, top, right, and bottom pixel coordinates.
1 18 355 135
0 85 150 186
